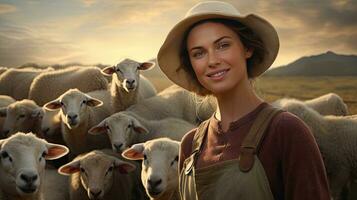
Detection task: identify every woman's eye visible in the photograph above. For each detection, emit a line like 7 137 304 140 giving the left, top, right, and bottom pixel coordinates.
192 51 204 59
218 42 230 49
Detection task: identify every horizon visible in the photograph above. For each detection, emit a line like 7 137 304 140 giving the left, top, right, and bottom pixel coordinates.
0 0 356 68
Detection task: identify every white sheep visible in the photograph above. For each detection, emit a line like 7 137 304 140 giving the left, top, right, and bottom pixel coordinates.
304 93 348 116
0 132 69 200
32 107 64 145
89 111 196 152
44 89 112 155
273 93 348 116
0 99 41 138
29 66 108 106
101 58 157 112
0 68 53 100
122 138 180 200
0 96 15 139
276 99 357 200
126 85 216 125
58 149 147 200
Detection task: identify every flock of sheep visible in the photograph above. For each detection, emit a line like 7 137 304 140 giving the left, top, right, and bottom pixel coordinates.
0 60 355 200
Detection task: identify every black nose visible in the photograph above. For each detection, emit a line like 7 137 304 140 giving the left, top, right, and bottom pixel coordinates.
148 178 162 189
113 143 123 152
90 190 102 197
20 173 38 184
67 114 78 121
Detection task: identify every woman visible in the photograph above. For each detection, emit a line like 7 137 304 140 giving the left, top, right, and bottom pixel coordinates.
157 1 330 200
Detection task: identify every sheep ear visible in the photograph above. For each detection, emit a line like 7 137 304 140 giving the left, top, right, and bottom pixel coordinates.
138 61 155 71
86 96 103 107
114 158 136 174
101 66 116 76
44 99 62 110
132 118 148 134
88 120 107 135
0 107 7 117
45 143 69 160
122 143 144 160
58 160 80 175
32 107 44 118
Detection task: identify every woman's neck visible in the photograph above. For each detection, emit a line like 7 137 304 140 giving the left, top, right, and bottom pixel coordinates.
214 79 263 132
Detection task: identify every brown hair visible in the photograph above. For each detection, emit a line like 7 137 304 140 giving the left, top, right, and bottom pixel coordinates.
179 18 266 95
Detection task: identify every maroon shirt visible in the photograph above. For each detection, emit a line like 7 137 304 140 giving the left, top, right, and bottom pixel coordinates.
179 103 330 200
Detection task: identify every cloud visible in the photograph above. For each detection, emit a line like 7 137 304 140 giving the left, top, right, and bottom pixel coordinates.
0 23 85 67
0 4 17 14
81 0 96 7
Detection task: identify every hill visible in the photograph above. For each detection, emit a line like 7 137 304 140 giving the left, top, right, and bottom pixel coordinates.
265 51 357 76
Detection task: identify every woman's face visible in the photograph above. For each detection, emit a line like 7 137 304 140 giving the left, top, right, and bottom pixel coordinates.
186 22 253 95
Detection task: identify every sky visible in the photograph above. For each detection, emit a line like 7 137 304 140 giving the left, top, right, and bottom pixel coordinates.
0 0 356 68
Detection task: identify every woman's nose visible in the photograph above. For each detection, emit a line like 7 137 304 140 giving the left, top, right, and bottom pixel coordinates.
208 51 221 67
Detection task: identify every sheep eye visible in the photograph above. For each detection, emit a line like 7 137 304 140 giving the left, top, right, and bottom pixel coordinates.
171 155 178 166
19 114 26 118
1 151 12 162
82 100 87 104
143 154 147 160
42 151 47 158
116 68 122 73
106 165 114 176
80 167 85 173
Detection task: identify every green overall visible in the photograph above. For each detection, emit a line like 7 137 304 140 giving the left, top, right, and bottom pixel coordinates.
179 106 282 200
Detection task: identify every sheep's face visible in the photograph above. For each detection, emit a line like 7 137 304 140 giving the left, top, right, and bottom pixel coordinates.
58 151 136 200
33 108 61 138
101 59 154 93
107 114 148 152
0 133 69 197
1 101 40 137
122 139 180 199
44 89 102 130
142 148 179 198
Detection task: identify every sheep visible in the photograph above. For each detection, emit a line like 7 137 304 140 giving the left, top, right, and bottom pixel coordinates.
273 93 348 116
275 99 357 200
32 108 64 145
101 58 157 112
44 89 112 155
0 96 15 139
126 85 216 125
0 68 53 100
0 99 41 138
29 66 109 106
0 132 69 200
122 138 180 200
58 149 147 200
89 111 196 152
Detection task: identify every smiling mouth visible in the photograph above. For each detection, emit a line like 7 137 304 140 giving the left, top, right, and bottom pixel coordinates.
207 69 229 78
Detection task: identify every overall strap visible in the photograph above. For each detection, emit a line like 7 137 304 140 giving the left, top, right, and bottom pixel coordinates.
184 120 210 175
239 106 283 172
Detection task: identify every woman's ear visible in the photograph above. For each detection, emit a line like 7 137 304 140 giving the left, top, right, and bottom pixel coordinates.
245 48 254 59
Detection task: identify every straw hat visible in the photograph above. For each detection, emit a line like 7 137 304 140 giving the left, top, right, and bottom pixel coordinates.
157 1 279 93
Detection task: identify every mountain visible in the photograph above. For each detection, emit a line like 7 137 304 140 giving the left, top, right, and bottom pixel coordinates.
264 51 357 76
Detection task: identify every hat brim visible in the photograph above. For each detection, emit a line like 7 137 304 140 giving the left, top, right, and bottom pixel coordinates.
157 13 279 93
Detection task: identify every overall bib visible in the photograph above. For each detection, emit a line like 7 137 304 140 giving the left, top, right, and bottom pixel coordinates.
179 106 282 200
